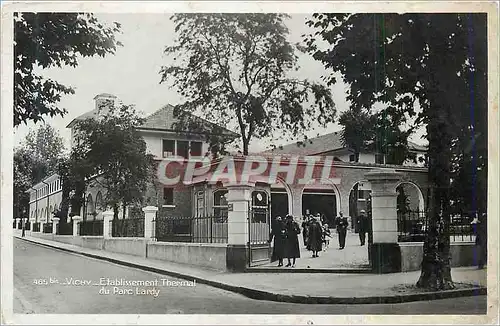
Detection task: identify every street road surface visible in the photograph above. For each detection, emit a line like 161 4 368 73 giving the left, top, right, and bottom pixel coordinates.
13 238 486 314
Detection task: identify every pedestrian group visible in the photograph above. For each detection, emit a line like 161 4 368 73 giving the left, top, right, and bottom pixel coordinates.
269 210 373 267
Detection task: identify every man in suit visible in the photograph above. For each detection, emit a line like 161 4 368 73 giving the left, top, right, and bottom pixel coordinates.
335 211 349 249
357 210 369 246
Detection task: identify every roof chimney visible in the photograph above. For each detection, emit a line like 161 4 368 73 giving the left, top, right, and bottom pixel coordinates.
93 93 117 114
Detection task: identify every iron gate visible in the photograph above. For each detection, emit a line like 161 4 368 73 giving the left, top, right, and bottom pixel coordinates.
248 190 271 266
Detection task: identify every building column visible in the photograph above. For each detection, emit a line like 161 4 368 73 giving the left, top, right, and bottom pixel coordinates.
289 185 303 218
52 217 60 234
225 184 252 271
142 206 158 239
29 217 36 235
72 216 83 236
15 218 21 230
365 168 403 273
102 211 114 238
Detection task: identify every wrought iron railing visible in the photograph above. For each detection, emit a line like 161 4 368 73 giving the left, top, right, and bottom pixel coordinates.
154 216 228 243
58 221 73 235
79 220 103 236
24 222 31 231
32 222 40 232
111 218 145 237
398 210 476 242
13 220 16 229
43 222 53 233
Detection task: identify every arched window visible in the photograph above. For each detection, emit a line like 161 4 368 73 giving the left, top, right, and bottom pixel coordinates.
86 194 95 220
251 191 268 223
96 192 104 211
213 189 228 222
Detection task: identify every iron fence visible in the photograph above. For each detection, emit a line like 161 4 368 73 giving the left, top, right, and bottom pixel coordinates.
398 210 476 242
111 218 145 237
24 222 31 231
58 221 73 235
154 216 228 243
43 222 53 233
79 220 103 236
32 222 40 232
18 221 22 229
13 220 16 228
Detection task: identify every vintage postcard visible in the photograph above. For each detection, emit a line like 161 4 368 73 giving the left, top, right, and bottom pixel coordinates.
1 1 498 325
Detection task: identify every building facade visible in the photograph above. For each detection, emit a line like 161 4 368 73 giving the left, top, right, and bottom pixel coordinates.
27 93 428 230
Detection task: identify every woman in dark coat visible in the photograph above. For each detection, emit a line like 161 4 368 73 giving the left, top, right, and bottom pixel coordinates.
284 215 301 267
269 216 286 267
308 218 323 257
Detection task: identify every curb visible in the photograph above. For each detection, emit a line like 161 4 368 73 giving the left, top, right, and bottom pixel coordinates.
246 268 372 274
16 236 487 305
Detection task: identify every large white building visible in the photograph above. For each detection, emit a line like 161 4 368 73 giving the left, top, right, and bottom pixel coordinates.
27 93 428 229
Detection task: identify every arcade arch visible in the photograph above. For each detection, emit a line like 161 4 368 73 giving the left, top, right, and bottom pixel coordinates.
395 181 425 212
301 179 340 227
270 177 291 221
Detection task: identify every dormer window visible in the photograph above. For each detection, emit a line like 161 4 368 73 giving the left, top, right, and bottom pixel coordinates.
177 141 189 158
162 139 175 158
162 139 203 159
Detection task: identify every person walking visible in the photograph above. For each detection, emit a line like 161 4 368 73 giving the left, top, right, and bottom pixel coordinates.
308 217 323 257
301 216 310 249
269 216 286 267
472 212 487 269
322 223 331 251
335 211 348 249
284 215 301 267
357 210 368 246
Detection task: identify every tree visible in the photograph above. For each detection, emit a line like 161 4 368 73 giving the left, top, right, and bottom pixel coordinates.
160 13 336 155
13 124 66 218
14 13 122 126
304 13 487 290
73 103 156 223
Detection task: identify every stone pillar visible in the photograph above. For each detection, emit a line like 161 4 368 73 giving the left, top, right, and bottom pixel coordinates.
226 185 252 271
290 186 303 218
102 211 114 238
29 217 36 235
72 216 83 236
365 169 403 273
142 206 158 239
15 218 21 229
52 217 60 234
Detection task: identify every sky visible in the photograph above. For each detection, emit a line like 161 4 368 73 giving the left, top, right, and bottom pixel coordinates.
14 13 426 154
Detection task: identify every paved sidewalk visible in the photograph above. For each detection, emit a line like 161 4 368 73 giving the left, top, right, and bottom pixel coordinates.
260 231 370 269
14 234 487 304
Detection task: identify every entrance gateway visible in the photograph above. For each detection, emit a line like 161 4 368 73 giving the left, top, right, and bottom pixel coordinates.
248 190 271 266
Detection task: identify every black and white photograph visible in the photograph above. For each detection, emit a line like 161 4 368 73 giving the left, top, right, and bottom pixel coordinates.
1 1 498 325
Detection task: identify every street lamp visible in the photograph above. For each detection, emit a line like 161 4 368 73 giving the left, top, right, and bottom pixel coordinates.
21 206 27 237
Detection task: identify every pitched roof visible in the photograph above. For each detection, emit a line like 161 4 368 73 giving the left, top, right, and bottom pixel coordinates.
263 131 345 155
138 104 239 137
66 100 239 138
263 130 427 155
66 109 100 128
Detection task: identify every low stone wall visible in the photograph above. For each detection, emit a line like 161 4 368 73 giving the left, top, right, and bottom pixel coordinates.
81 236 105 250
104 237 145 257
399 242 477 272
147 241 228 271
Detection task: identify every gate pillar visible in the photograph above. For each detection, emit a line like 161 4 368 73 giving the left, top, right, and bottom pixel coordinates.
225 184 253 271
365 168 403 273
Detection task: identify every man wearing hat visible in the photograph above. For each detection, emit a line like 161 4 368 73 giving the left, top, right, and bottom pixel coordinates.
357 209 369 246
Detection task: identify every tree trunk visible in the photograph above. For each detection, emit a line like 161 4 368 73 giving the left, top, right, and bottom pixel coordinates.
416 115 454 290
243 139 249 156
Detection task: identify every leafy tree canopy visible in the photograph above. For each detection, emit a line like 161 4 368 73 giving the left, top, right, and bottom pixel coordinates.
14 13 122 126
73 103 155 219
160 13 336 155
304 13 487 290
13 124 65 218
